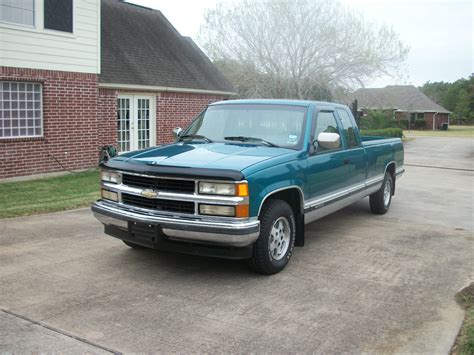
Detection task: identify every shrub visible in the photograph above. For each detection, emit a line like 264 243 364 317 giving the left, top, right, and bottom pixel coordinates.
398 119 410 130
414 119 426 129
359 110 397 130
360 128 404 138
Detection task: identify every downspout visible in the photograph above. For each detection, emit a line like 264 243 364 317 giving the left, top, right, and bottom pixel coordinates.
432 112 438 130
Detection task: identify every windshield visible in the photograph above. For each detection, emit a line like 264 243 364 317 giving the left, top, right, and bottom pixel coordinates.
182 104 307 149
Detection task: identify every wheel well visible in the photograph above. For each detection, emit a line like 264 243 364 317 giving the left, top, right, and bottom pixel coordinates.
261 188 303 217
386 162 396 195
260 188 305 247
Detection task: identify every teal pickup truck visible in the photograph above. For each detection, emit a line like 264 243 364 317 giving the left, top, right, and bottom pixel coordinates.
92 99 404 274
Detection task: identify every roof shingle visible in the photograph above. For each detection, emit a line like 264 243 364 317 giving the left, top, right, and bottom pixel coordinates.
99 0 234 93
350 85 450 113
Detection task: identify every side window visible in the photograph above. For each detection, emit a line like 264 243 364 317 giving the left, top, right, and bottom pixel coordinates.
313 111 341 152
0 0 34 26
337 108 359 148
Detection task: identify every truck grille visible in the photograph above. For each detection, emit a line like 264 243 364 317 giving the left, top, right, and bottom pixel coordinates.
121 174 195 194
121 193 195 214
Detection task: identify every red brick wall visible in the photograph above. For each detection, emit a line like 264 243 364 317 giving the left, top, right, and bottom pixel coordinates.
0 66 228 179
97 90 225 147
0 67 99 179
156 92 225 144
424 112 449 130
98 88 118 146
392 111 449 130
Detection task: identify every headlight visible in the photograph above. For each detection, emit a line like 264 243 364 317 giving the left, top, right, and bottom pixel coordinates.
198 204 249 218
100 170 121 184
199 204 235 217
198 181 248 196
199 182 235 195
101 189 118 202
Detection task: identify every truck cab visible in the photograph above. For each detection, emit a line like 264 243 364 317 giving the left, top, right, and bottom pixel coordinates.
92 99 404 274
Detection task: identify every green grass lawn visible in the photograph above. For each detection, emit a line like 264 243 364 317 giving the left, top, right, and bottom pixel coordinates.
453 283 474 355
0 169 100 218
404 125 474 138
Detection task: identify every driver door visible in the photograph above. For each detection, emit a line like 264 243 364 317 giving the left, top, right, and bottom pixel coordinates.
306 109 348 209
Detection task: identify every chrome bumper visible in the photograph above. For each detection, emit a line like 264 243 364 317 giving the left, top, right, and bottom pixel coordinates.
91 200 260 247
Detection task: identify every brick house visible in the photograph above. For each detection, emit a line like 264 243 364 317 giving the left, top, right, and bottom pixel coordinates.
0 0 234 179
350 85 451 130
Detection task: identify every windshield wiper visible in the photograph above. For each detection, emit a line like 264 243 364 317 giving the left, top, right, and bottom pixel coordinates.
224 136 279 147
179 134 213 143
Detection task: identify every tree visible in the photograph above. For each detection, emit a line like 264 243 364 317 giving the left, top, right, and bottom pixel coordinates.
455 89 471 120
420 76 474 121
199 0 409 99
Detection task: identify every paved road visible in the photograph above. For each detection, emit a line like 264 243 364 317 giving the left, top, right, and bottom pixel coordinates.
1 137 473 353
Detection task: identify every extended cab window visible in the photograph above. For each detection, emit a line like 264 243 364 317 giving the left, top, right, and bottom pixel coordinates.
337 108 359 148
313 111 341 152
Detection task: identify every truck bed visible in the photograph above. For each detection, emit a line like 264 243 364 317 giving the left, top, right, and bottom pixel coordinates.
361 136 404 180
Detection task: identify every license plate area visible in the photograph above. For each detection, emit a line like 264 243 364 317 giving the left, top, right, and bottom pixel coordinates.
129 221 159 244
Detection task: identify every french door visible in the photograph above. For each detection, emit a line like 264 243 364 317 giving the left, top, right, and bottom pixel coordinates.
117 95 156 152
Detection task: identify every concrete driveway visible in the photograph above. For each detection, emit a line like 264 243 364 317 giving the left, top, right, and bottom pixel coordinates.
1 136 473 353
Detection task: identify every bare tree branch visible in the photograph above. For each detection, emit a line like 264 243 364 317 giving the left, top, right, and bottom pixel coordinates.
199 0 409 99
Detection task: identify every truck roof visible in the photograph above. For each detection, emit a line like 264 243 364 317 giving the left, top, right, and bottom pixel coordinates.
209 98 350 109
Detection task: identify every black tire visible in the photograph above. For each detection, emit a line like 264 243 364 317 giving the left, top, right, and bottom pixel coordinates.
248 199 296 275
123 240 147 249
369 173 393 215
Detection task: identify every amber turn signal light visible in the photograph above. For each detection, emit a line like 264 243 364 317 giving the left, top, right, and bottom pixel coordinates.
235 204 249 218
236 182 249 197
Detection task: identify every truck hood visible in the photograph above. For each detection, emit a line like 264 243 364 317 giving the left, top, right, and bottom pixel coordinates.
114 142 295 172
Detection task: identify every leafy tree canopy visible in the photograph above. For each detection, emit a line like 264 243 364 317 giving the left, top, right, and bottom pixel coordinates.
420 75 473 120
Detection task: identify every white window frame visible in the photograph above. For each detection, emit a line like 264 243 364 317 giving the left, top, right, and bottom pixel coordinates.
117 94 156 152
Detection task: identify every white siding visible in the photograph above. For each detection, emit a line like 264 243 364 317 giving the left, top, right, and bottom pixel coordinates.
0 0 100 74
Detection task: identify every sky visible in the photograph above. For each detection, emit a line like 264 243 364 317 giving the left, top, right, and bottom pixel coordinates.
128 0 473 88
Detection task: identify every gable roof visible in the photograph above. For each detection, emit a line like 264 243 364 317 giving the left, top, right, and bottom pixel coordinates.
100 0 234 94
350 85 450 113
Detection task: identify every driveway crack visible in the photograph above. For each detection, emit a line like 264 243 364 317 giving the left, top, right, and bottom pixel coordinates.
0 308 122 354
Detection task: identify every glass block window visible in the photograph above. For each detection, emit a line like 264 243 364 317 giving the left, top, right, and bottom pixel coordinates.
0 0 35 26
0 81 43 138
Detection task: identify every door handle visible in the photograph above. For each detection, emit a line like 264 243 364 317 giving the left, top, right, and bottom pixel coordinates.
343 159 350 165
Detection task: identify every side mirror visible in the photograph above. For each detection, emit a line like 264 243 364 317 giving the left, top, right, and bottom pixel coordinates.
317 132 340 150
172 127 182 140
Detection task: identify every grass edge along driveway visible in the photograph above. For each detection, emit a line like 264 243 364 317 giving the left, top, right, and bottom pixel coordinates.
0 169 100 218
452 283 474 355
404 125 474 138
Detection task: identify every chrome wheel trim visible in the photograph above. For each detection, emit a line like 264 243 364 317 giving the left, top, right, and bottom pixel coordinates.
383 179 391 207
269 216 291 261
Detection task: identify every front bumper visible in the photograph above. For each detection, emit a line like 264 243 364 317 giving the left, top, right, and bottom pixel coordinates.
91 200 260 248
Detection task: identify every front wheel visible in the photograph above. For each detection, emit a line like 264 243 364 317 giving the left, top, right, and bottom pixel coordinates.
369 173 393 215
248 199 296 275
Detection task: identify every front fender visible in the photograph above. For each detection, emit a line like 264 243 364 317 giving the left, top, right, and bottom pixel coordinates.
246 159 307 217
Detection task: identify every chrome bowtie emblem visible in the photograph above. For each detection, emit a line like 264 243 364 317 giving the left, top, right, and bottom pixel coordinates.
141 189 158 199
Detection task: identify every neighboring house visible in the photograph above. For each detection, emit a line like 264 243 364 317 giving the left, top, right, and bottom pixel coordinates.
0 0 234 179
350 85 451 130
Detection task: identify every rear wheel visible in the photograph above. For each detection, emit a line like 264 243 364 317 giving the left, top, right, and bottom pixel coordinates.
248 199 296 275
369 173 393 214
123 240 146 249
